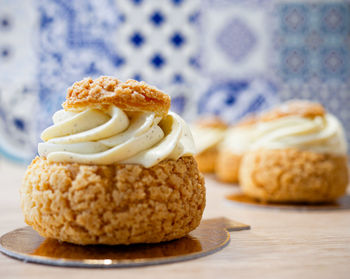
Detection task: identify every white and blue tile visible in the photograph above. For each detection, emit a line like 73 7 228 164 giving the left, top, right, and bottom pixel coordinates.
114 0 201 120
0 0 38 163
198 0 279 122
273 1 350 139
37 0 124 127
0 0 350 163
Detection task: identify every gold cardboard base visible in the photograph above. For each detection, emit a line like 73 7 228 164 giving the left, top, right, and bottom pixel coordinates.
226 193 350 211
0 218 249 268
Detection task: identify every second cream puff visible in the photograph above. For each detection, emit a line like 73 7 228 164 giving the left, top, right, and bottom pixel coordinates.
216 117 257 183
239 101 348 203
191 116 227 173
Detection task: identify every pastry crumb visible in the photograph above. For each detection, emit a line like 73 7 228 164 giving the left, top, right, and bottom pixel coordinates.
21 156 205 245
239 149 348 202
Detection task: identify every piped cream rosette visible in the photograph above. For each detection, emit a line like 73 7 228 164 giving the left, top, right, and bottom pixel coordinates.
220 113 347 156
39 106 195 167
250 114 347 155
219 126 254 155
191 126 226 154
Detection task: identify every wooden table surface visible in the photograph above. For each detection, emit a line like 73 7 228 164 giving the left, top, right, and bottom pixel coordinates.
0 160 349 279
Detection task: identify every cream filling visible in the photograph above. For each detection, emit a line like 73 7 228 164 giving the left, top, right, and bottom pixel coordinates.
220 126 255 155
38 106 195 167
220 114 347 155
251 114 347 154
191 126 226 154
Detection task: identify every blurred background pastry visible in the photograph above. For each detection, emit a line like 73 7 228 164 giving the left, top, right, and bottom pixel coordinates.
239 100 348 203
216 116 257 183
191 116 227 173
20 77 206 245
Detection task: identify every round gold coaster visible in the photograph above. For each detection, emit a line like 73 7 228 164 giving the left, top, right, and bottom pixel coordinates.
226 193 350 211
0 218 249 268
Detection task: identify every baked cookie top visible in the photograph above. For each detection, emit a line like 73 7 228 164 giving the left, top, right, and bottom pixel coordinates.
63 76 171 116
191 116 227 154
235 115 259 127
260 100 325 122
195 116 228 129
39 76 195 167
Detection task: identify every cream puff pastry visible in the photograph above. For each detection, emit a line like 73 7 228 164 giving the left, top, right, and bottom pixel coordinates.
239 101 348 203
191 116 227 173
216 116 257 183
21 76 206 245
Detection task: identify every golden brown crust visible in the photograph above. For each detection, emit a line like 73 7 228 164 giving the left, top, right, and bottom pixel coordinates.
215 150 242 183
235 115 259 128
62 76 171 116
239 149 348 203
194 147 218 173
260 100 325 122
21 156 205 245
195 116 228 129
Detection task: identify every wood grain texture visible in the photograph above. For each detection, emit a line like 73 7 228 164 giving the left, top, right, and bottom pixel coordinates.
0 161 349 279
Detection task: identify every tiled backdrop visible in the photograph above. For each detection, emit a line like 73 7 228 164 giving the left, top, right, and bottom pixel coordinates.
0 0 349 163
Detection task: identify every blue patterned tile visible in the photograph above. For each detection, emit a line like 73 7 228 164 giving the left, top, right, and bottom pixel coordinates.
172 0 184 6
132 73 143 81
280 47 310 81
170 32 186 48
216 18 257 63
0 46 11 59
188 11 200 24
0 15 12 31
171 95 187 115
130 31 145 48
273 2 350 144
173 73 185 84
272 0 350 140
37 0 124 128
319 47 349 81
150 53 166 69
197 78 279 123
115 0 200 91
275 2 350 83
279 4 310 34
131 0 143 5
319 3 350 35
149 10 165 26
0 0 39 162
0 83 39 163
1 0 350 163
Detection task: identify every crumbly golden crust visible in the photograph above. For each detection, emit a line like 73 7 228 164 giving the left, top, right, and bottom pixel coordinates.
21 156 205 245
239 149 348 203
260 100 325 122
195 116 228 129
235 115 258 127
194 147 218 173
63 76 171 116
215 150 242 183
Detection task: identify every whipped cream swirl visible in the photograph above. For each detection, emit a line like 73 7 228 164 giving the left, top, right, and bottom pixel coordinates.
191 126 226 154
220 126 255 155
39 106 195 167
250 114 347 154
